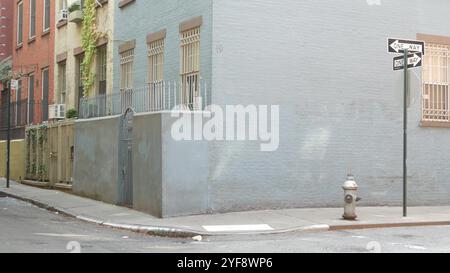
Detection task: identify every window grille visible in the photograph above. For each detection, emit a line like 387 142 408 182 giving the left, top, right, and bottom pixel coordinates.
180 27 200 109
422 44 450 122
120 49 134 92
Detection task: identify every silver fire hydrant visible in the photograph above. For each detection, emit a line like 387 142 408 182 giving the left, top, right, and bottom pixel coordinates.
342 174 359 220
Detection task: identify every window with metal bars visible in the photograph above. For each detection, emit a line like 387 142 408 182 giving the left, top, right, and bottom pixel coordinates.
422 44 450 122
180 27 200 108
148 39 164 84
120 49 134 92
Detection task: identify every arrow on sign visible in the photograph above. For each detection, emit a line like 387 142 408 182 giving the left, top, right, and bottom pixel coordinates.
393 53 422 71
388 38 425 55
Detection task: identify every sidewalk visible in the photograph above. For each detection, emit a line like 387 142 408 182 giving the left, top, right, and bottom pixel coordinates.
2 179 450 237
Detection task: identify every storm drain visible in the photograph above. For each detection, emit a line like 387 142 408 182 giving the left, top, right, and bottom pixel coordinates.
0 192 7 198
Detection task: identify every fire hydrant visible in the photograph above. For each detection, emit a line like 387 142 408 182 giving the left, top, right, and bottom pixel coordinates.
342 174 360 220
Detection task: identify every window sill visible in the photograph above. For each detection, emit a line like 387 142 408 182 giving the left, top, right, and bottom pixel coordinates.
57 20 68 29
41 29 51 37
28 37 36 44
420 120 450 128
119 0 135 9
16 43 23 50
96 0 108 7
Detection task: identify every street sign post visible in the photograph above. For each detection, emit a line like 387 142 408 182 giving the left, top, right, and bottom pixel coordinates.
388 38 425 55
388 37 425 218
393 52 422 71
6 81 11 189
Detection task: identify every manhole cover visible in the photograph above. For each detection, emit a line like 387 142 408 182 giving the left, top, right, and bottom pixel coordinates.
0 192 7 198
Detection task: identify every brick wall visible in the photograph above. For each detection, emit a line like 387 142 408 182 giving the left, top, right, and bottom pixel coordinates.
208 0 450 212
12 0 55 124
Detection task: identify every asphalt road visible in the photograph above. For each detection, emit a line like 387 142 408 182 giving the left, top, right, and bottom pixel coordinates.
1 194 450 253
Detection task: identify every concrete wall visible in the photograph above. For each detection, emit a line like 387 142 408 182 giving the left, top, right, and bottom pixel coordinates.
132 112 209 218
72 116 120 204
0 140 26 181
207 0 450 212
113 0 213 91
161 113 209 217
132 113 163 217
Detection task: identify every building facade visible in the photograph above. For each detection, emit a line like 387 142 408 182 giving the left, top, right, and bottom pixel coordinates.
11 0 55 139
0 0 15 140
72 0 450 217
0 0 13 64
54 0 114 115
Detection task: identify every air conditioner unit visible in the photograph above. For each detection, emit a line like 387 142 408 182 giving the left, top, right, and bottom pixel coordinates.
59 9 68 21
49 104 66 120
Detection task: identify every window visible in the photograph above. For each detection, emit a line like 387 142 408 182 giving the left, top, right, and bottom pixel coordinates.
41 68 49 121
180 27 200 109
28 74 35 124
43 0 51 32
58 62 67 104
96 46 107 115
59 0 68 22
148 38 165 84
76 55 84 111
16 80 22 126
17 1 23 45
422 44 450 122
29 0 36 38
120 49 134 92
148 38 165 110
97 45 107 95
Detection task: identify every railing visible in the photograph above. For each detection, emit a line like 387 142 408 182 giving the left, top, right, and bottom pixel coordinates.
0 99 44 129
79 80 209 119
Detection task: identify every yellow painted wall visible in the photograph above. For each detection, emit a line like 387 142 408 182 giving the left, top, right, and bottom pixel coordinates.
0 140 26 181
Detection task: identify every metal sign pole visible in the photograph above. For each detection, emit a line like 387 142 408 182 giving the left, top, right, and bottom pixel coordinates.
403 49 408 217
6 81 11 188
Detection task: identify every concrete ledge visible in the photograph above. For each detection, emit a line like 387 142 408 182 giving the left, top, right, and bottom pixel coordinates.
20 180 50 189
54 183 73 191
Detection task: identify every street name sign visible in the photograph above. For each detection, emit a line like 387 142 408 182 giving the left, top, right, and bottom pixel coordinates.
388 38 425 55
393 52 422 71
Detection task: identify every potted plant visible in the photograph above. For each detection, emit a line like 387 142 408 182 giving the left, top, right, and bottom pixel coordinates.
68 1 83 23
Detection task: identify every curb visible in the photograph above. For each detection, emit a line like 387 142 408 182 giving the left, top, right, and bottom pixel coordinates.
329 221 450 231
0 190 201 238
3 188 450 237
0 188 329 237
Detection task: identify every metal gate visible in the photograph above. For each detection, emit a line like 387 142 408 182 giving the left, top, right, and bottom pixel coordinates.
118 108 134 207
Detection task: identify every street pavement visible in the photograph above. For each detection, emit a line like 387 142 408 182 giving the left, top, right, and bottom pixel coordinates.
3 180 450 237
1 195 450 253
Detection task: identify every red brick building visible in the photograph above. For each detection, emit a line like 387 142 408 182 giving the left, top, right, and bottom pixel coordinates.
12 0 55 132
0 0 13 64
0 0 14 90
0 0 14 139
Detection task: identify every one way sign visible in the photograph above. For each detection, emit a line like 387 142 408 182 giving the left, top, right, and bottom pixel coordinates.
393 52 422 71
388 38 425 55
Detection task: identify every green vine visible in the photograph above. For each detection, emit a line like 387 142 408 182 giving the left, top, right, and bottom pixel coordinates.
81 0 98 97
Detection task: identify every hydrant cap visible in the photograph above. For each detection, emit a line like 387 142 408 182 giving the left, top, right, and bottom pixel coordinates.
342 175 358 190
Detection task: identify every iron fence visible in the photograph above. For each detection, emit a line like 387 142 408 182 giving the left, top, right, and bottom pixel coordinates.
0 99 43 140
79 80 209 119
